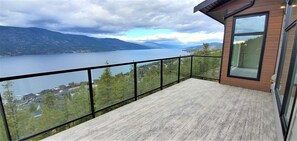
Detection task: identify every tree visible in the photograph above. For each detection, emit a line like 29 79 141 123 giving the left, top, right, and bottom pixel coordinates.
95 62 114 109
1 81 20 140
202 43 210 55
139 64 160 94
180 57 191 78
0 115 7 141
193 43 211 56
67 85 90 119
42 92 56 109
191 43 222 79
163 59 178 85
29 103 36 113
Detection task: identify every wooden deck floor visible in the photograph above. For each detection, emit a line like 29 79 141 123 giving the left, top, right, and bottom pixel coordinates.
43 79 276 141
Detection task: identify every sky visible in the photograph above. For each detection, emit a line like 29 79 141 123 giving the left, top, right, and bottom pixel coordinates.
0 0 224 46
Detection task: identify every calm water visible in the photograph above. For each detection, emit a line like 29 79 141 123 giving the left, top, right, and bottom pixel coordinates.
0 49 188 97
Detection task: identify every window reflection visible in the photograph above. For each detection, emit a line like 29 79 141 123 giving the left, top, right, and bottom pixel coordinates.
235 15 266 34
230 35 263 78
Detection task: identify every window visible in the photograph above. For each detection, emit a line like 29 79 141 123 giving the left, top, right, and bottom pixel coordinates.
228 13 268 80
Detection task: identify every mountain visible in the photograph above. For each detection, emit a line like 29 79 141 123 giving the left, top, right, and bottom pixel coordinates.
0 26 152 56
183 42 223 52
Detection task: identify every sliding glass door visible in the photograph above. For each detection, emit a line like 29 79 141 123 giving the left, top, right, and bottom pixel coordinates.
286 59 297 140
275 0 297 140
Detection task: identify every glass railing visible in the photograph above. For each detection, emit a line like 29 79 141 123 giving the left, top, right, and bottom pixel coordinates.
163 58 179 86
180 56 191 79
137 61 161 97
192 56 221 80
92 65 134 115
0 55 221 141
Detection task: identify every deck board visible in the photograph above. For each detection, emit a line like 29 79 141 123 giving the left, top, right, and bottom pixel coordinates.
43 79 276 141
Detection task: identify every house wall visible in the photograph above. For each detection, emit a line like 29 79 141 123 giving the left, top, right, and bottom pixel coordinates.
214 0 284 92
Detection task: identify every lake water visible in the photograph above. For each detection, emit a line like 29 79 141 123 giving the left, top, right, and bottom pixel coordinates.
0 49 188 97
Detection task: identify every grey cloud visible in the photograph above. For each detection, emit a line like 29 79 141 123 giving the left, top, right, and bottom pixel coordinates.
30 19 61 29
0 0 223 34
61 27 115 34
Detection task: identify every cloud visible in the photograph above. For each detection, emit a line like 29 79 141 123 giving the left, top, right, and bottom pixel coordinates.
117 31 224 44
0 0 224 45
0 0 223 32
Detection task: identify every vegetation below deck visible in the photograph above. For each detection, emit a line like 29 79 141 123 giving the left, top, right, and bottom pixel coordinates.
0 44 222 140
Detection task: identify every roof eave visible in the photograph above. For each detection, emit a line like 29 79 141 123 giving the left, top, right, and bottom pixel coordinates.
200 11 224 24
193 0 218 13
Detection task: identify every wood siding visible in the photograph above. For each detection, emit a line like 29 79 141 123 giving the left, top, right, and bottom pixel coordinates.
213 0 284 92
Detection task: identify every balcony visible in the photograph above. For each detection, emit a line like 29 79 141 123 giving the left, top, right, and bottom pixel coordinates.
0 55 277 141
43 78 276 140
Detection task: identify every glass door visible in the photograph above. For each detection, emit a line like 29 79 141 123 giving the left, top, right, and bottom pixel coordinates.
274 0 297 140
282 53 297 123
286 60 297 140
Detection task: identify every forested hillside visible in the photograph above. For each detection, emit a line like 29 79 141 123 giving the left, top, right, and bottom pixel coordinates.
0 26 151 56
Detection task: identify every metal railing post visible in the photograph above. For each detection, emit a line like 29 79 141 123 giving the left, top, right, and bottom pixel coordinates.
134 63 137 101
160 59 163 90
212 58 215 79
0 54 222 141
219 57 222 83
190 56 193 78
205 57 208 80
87 69 95 118
0 95 12 141
178 57 181 83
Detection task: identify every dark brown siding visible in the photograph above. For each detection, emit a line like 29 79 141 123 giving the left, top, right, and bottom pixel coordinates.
213 0 284 92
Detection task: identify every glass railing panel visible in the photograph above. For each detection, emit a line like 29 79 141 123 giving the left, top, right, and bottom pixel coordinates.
92 65 134 112
180 57 191 79
163 59 178 85
209 57 221 79
192 57 203 77
193 56 221 80
137 61 161 95
0 71 90 140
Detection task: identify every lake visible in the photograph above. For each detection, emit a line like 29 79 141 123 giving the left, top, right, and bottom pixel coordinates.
0 49 188 97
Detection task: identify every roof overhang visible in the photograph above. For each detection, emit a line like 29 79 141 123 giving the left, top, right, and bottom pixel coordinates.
193 0 232 24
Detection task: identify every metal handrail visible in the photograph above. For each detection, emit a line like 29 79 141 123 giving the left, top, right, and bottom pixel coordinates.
0 55 222 82
0 55 221 141
0 55 192 82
